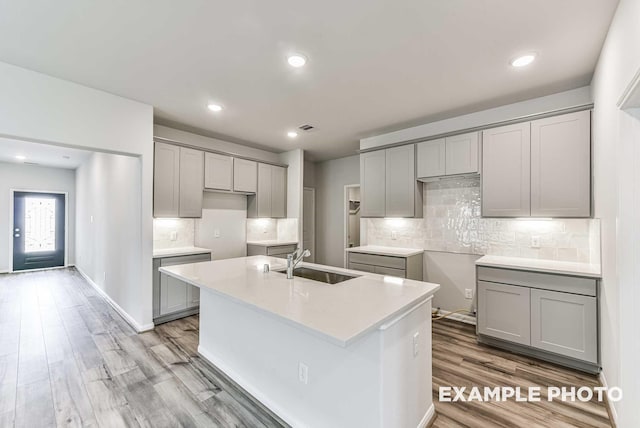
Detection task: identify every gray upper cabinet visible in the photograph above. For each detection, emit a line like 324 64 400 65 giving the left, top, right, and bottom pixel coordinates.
233 158 257 193
153 142 180 217
445 132 479 175
360 150 387 217
482 122 531 217
530 110 591 217
204 152 233 191
360 147 422 218
247 163 287 218
416 139 445 179
385 145 421 217
178 147 204 218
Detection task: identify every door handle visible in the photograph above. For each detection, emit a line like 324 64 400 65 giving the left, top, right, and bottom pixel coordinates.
14 233 20 238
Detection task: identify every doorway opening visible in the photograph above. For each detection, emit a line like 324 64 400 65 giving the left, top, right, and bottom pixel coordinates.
12 191 67 271
343 184 360 267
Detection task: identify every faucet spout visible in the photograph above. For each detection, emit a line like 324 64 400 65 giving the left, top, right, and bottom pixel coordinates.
286 248 311 279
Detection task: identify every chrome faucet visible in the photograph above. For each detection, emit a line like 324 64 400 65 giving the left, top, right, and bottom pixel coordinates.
286 248 311 279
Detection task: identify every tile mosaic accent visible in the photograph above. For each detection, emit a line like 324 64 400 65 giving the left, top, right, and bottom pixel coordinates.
364 177 601 263
153 218 195 249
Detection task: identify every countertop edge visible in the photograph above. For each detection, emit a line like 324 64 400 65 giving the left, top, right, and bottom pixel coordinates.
345 246 425 257
475 256 602 279
153 247 212 259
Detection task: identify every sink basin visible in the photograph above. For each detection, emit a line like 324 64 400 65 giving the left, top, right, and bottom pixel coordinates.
279 267 359 284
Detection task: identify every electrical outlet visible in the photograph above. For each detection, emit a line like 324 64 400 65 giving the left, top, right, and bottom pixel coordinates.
214 229 221 238
391 230 397 240
103 272 107 282
170 231 177 241
465 288 473 299
90 215 94 224
531 235 541 248
413 332 420 357
298 362 309 384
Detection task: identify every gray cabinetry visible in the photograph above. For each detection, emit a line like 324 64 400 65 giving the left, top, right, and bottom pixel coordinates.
530 110 591 217
416 132 479 180
346 251 423 280
233 158 257 193
153 142 181 217
360 147 422 218
477 281 530 346
154 143 204 218
481 123 531 217
153 252 211 324
204 152 233 191
476 265 599 372
247 243 297 259
248 163 287 218
360 151 386 217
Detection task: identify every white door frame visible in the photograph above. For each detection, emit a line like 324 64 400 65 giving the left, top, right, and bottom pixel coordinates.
343 184 360 268
8 189 69 273
302 187 315 262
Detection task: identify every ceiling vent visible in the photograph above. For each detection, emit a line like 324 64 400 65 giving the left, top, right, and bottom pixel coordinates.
298 124 315 132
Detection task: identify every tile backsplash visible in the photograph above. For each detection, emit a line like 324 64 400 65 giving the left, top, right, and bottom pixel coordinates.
364 177 601 264
246 218 299 242
153 218 195 249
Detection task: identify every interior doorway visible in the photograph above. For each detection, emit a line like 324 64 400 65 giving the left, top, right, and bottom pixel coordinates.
12 191 66 271
343 185 360 266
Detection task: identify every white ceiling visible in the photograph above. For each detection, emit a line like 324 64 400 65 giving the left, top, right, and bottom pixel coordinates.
0 138 91 169
0 0 618 160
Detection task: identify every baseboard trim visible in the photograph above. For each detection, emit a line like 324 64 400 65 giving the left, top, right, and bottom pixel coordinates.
75 267 154 333
433 309 477 325
599 371 619 427
418 403 435 428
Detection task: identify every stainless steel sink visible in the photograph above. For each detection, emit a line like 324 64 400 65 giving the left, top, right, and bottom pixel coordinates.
278 267 358 284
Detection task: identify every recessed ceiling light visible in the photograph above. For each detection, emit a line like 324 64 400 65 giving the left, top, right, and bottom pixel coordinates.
287 54 307 68
207 103 223 112
15 155 26 160
287 131 298 138
511 54 536 67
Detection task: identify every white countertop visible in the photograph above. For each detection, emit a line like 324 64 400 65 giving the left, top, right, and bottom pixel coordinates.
153 246 212 259
475 255 602 278
246 240 299 247
345 245 424 257
160 256 439 347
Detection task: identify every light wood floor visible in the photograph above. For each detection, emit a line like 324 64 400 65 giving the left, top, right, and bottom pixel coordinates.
0 268 613 427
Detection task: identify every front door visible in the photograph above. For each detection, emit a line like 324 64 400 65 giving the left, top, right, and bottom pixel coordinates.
13 192 66 271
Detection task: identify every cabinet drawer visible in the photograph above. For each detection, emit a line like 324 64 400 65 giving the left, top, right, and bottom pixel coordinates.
531 289 597 363
160 253 211 267
267 245 297 256
374 266 406 278
348 253 406 270
348 262 376 273
477 281 531 345
477 267 596 297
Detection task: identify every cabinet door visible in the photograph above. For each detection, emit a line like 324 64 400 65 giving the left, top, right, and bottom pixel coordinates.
153 142 180 217
374 266 406 278
160 273 188 315
186 285 200 309
531 289 597 363
482 123 531 217
385 145 416 217
204 152 233 191
446 132 479 175
256 163 272 217
347 262 376 273
531 110 591 217
360 151 387 217
271 165 287 218
477 281 530 345
233 158 258 193
416 139 445 178
179 147 204 217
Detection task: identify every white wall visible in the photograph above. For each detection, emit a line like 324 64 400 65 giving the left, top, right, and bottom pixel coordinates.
196 192 248 260
0 161 76 272
591 0 640 424
314 155 360 267
0 61 154 329
361 86 592 149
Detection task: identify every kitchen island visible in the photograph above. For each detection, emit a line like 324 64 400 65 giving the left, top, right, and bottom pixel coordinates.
160 256 439 428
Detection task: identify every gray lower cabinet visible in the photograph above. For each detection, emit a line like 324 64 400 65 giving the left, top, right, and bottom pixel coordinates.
476 266 599 372
247 243 297 259
346 252 423 280
153 252 211 324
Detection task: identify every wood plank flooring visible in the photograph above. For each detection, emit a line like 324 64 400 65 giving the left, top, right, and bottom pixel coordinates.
0 268 613 427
